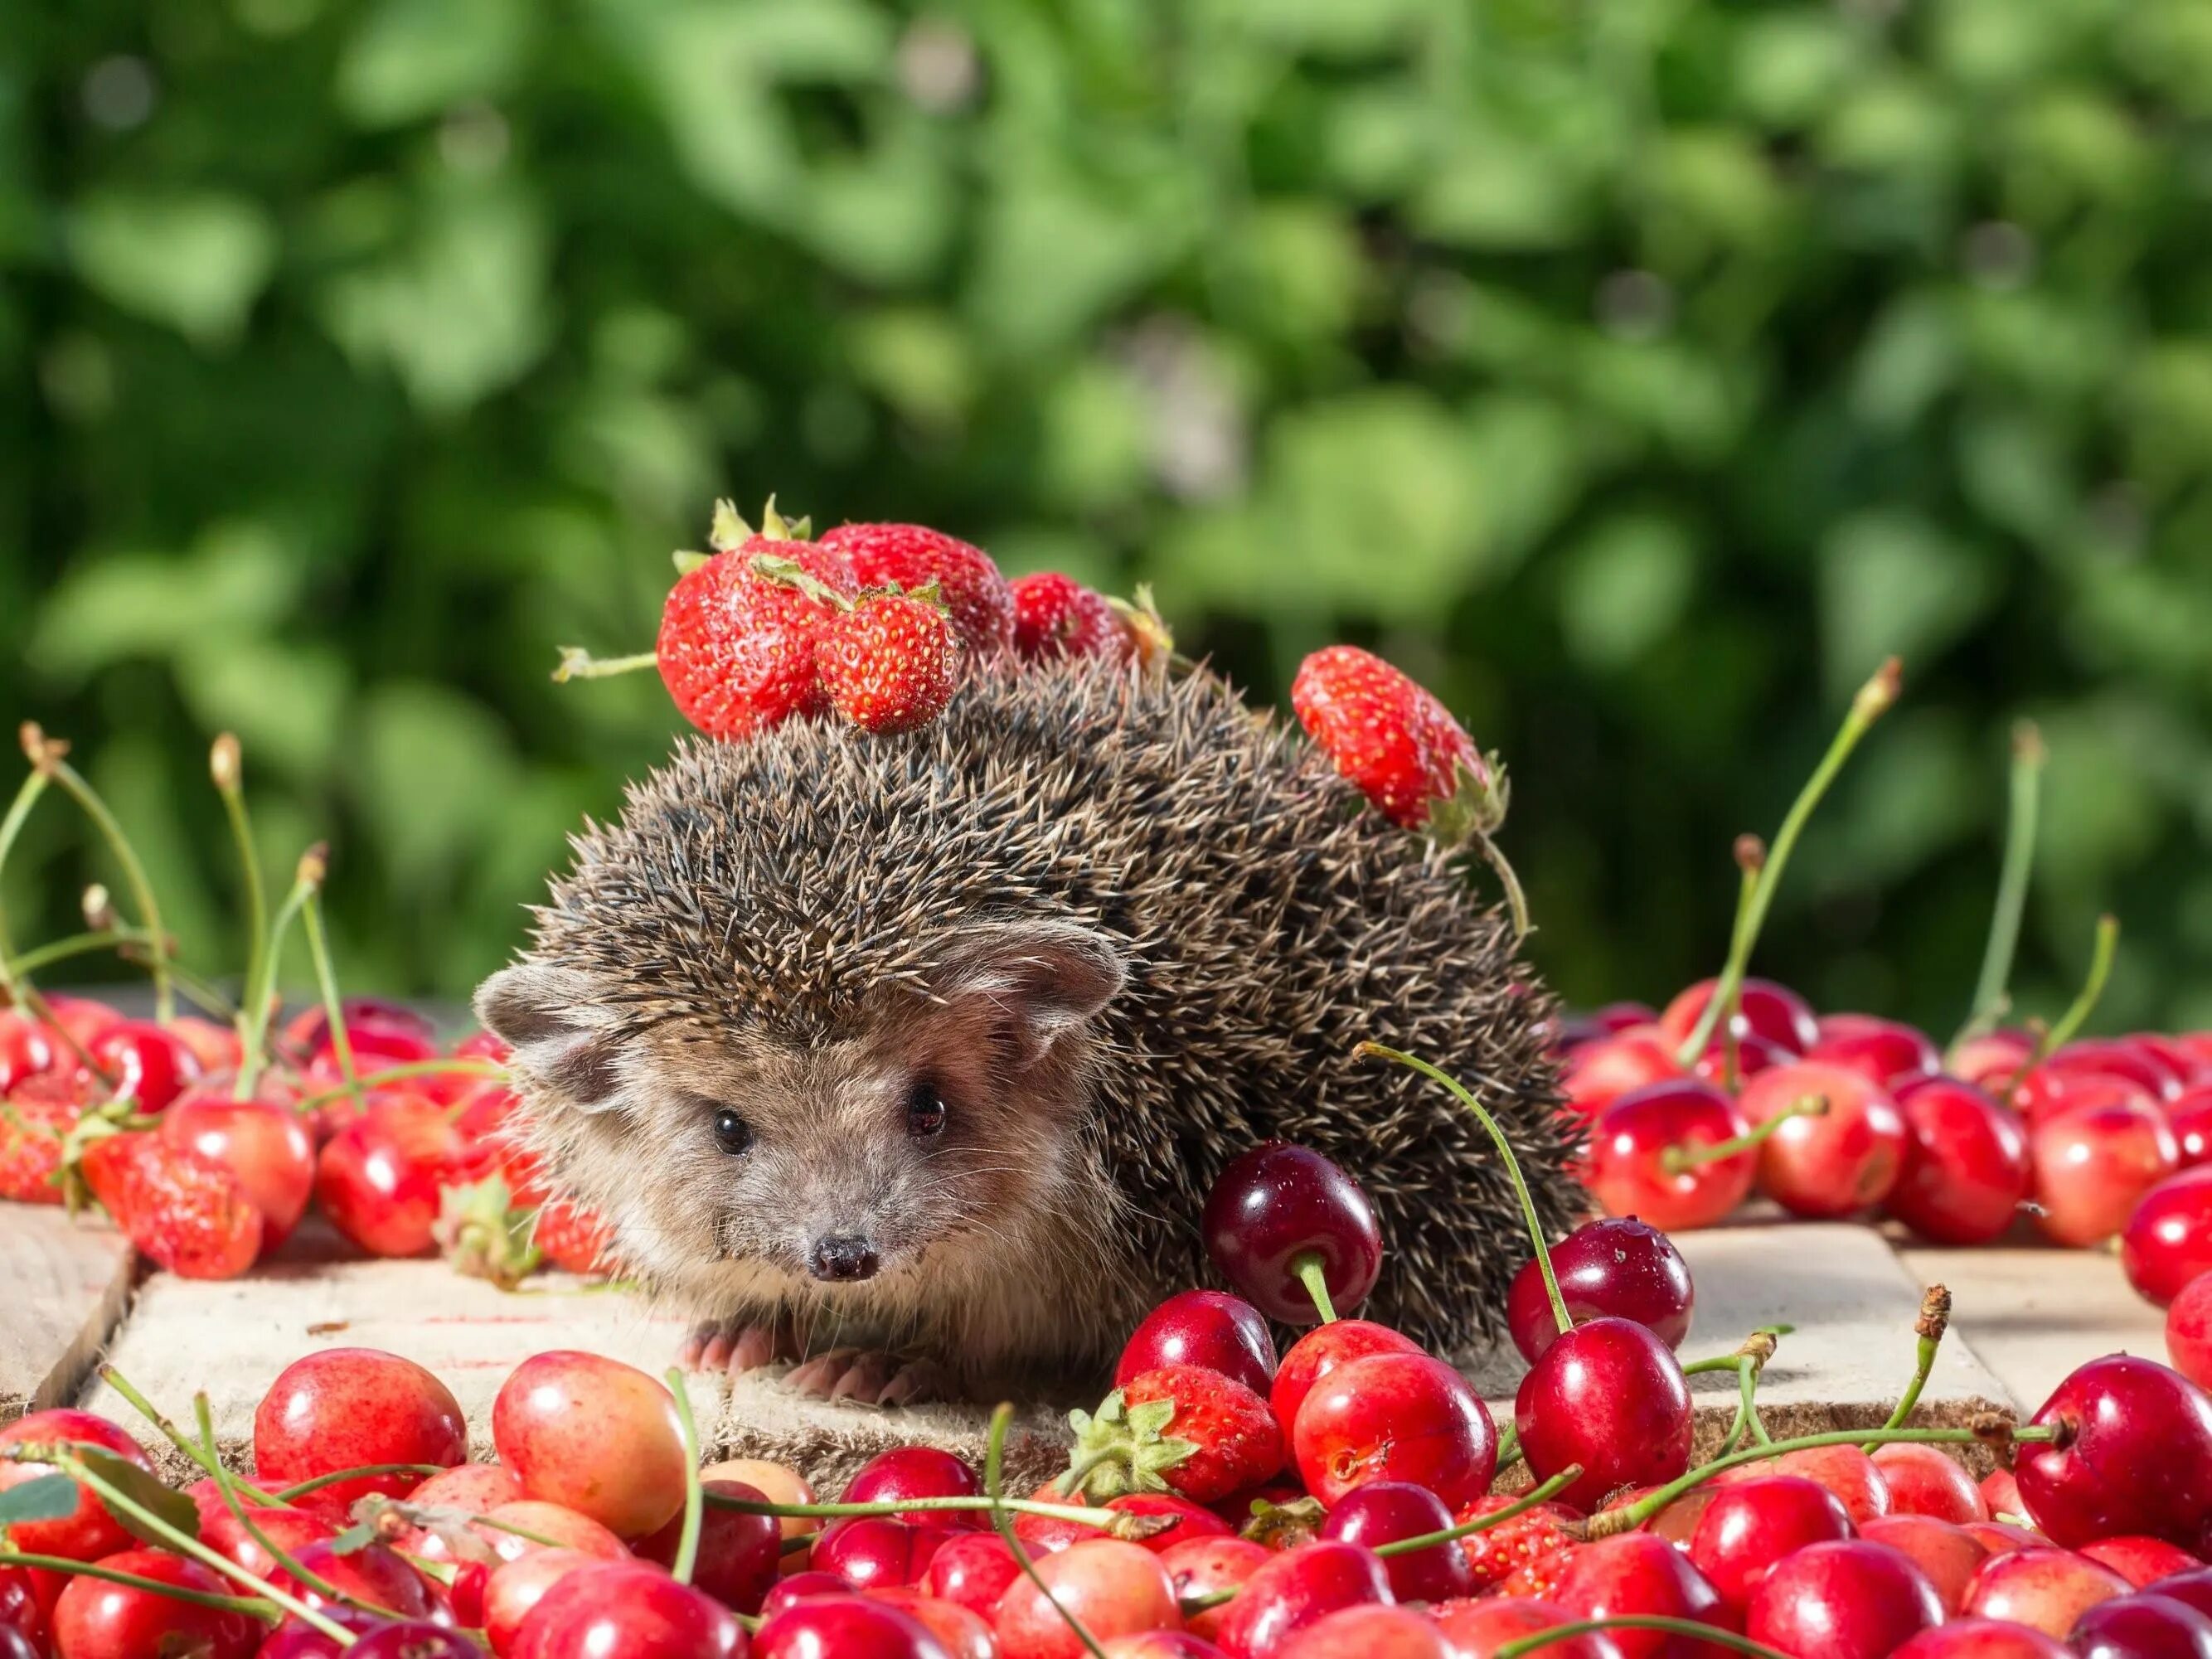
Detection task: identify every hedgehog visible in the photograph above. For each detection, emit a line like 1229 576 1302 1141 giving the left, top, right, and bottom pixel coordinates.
476 657 1579 1404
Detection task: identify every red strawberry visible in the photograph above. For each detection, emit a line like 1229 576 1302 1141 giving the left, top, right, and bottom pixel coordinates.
534 1196 618 1277
0 1073 91 1204
1011 573 1128 662
820 523 1015 657
1069 1364 1285 1505
1292 644 1488 832
89 1132 264 1278
656 517 857 740
816 591 962 733
1457 1495 1584 1598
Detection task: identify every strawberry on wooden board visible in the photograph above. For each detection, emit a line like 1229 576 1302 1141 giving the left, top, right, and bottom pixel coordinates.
1066 1363 1286 1506
83 1131 264 1279
816 591 963 735
820 522 1016 657
1011 572 1128 662
0 1072 94 1205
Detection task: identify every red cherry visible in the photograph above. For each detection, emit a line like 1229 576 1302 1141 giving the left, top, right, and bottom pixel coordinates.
2125 1167 2212 1306
2045 1039 2187 1104
838 1448 984 1528
1689 1031 1793 1086
1954 1029 2036 1092
1716 1444 1890 1527
1552 1531 1728 1659
350 1626 483 1659
992 1539 1180 1659
637 1480 781 1614
1118 1292 1278 1397
0 1628 32 1659
196 1493 337 1579
814 1518 958 1591
1981 1468 2025 1520
1515 1317 1692 1512
1554 1004 1660 1056
510 1560 746 1659
1657 976 1819 1055
0 1563 46 1652
484 1548 605 1654
759 1574 856 1622
252 1347 465 1514
1965 1546 2134 1636
1319 1482 1474 1603
268 1538 438 1621
1859 1515 1991 1614
922 1535 1021 1617
1745 1539 1943 1659
1963 1520 2048 1558
2171 1273 2212 1389
87 1020 201 1112
1429 1598 1628 1659
1806 1014 1943 1088
315 1094 464 1258
1212 1541 1392 1659
2032 1097 2182 1247
378 1464 526 1560
2080 1535 2206 1589
1506 1218 1694 1365
1293 1351 1496 1509
1885 1074 2033 1245
1686 1475 1854 1611
1561 1027 1685 1118
2161 1569 2212 1622
2171 1088 2212 1169
2016 1355 2212 1554
869 1591 995 1659
1584 1081 1757 1232
1269 1322 1423 1440
1107 1493 1231 1553
492 1351 688 1539
51 1549 259 1659
1278 1604 1448 1659
0 1409 156 1563
158 1089 316 1244
0 1012 54 1093
1159 1538 1271 1642
1738 1060 1906 1217
756 1597 950 1659
1201 1144 1384 1325
1870 1443 1987 1523
2068 1594 2212 1659
1890 1621 2070 1659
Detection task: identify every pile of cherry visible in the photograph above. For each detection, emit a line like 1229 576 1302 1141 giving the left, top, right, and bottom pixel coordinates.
4 1118 2212 1659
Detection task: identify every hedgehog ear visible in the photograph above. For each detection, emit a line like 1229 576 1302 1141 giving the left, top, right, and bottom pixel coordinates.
474 964 623 1112
935 920 1127 1070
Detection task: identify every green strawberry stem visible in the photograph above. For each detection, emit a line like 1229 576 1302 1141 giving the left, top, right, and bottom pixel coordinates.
300 887 362 1116
2015 913 2119 1079
51 1447 353 1643
664 1369 706 1586
1356 1043 1570 1337
1290 1252 1338 1323
22 725 174 1026
1866 1287 1951 1451
1370 1463 1584 1557
211 734 269 1029
194 1395 364 1615
1660 1095 1826 1174
271 1462 449 1503
293 1059 508 1118
1675 657 1902 1068
234 846 323 1102
1494 1617 1792 1659
1949 722 2045 1062
552 648 658 682
99 1367 284 1506
0 1547 274 1617
990 1401 1109 1659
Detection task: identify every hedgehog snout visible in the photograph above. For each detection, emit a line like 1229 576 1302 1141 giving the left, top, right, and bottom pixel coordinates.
807 1233 882 1283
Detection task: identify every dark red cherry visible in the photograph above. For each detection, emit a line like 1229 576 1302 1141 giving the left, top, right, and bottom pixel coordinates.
1514 1317 1693 1511
2016 1356 2212 1555
1658 975 1819 1055
1506 1217 1695 1363
87 1019 201 1113
1584 1079 1756 1232
1269 1321 1423 1438
756 1596 948 1659
1687 1475 1855 1611
2046 1039 2186 1104
1552 1532 1729 1659
1745 1540 1944 1659
1117 1291 1278 1396
1201 1144 1383 1325
509 1560 746 1658
1807 1013 1943 1088
1885 1074 2032 1245
2123 1167 2212 1307
839 1448 985 1528
2069 1594 2212 1659
1691 1031 1793 1085
1318 1480 1473 1603
2171 1087 2212 1169
1211 1540 1392 1659
1552 1003 1658 1056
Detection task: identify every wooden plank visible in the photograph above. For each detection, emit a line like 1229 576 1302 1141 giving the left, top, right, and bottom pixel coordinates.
0 1205 137 1422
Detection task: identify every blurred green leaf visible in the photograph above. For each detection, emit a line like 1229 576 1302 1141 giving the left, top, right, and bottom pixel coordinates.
1557 515 1697 671
1818 512 2000 698
337 0 533 125
30 523 305 680
68 192 277 351
354 683 521 889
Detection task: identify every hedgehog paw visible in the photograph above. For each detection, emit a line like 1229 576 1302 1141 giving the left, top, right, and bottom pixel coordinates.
682 1317 794 1378
783 1348 948 1406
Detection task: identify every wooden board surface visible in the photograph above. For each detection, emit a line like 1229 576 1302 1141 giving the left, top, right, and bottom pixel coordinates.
0 1206 136 1419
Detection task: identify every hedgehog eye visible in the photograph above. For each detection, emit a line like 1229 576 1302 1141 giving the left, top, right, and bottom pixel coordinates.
711 1108 754 1157
905 1079 948 1138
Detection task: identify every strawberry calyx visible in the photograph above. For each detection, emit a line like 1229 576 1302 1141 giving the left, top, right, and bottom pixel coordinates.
711 495 809 552
1106 585 1175 672
434 1171 542 1290
1058 1388 1196 1501
1425 752 1511 846
1239 1495 1327 1550
753 555 951 620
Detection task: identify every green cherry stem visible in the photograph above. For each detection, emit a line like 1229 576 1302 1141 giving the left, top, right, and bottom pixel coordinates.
300 887 362 1116
989 1401 1108 1659
1357 1043 1569 1336
2017 914 2120 1078
1494 1421 1522 1472
194 1395 363 1615
272 1463 449 1504
699 1490 1133 1531
1676 657 1902 1067
11 927 162 978
1949 722 2045 1061
1370 1464 1583 1557
1660 1096 1826 1175
98 1367 283 1506
1716 838 1765 1090
235 846 323 1102
0 1547 274 1617
1496 1617 1792 1659
1290 1252 1338 1324
211 735 269 1029
0 754 114 1083
1866 1287 1950 1451
665 1369 705 1586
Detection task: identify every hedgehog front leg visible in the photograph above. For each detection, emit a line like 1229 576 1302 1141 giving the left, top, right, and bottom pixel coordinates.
680 1313 802 1376
783 1347 953 1406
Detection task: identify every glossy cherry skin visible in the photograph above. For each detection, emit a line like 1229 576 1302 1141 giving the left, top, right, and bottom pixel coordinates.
510 1560 746 1659
1807 1014 1943 1088
1964 1546 2132 1636
2017 1356 2212 1554
993 1539 1180 1659
1716 1444 1890 1526
195 1492 338 1579
2032 1098 2182 1247
2045 1039 2187 1104
755 1597 951 1659
922 1534 1022 1618
839 1448 985 1528
637 1480 781 1614
1269 1322 1423 1438
1212 1541 1392 1659
1738 1060 1907 1217
88 1019 201 1112
315 1094 465 1258
1554 1003 1660 1055
2170 1273 2212 1389
492 1351 689 1540
1551 1532 1728 1659
1159 1538 1271 1642
814 1517 960 1591
1201 1144 1384 1325
1319 1481 1472 1603
1561 1027 1685 1118
1889 1620 2071 1659
1860 1516 1991 1614
252 1347 466 1513
2162 1569 2212 1622
1515 1317 1692 1511
1746 1540 1943 1659
350 1627 483 1659
2069 1594 2212 1659
1293 1351 1496 1509
51 1549 260 1659
759 1574 856 1621
1658 976 1819 1055
2124 1167 2212 1306
1871 1443 1987 1523
1584 1080 1756 1232
2169 1089 2212 1171
1506 1218 1695 1363
0 1629 32 1659
0 1012 54 1093
1118 1292 1278 1396
1278 1604 1448 1659
2081 1535 2205 1588
1429 1598 1628 1659
158 1089 316 1244
0 1409 158 1562
269 1539 439 1621
869 1593 993 1659
1885 1074 2033 1245
1686 1476 1855 1611
0 1563 44 1650
484 1548 606 1653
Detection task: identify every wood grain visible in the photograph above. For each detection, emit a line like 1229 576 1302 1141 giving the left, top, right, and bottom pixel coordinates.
0 1206 135 1422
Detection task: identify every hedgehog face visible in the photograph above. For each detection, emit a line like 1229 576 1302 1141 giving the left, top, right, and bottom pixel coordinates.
476 919 1129 1310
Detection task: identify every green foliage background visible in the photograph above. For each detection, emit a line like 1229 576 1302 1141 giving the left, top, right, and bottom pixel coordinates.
5 0 2212 1035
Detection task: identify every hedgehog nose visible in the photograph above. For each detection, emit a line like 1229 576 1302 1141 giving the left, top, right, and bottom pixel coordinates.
808 1235 880 1283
